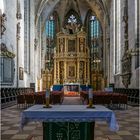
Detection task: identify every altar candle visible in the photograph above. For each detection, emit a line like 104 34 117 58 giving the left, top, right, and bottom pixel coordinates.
88 88 93 99
88 88 93 107
46 89 49 98
45 89 50 106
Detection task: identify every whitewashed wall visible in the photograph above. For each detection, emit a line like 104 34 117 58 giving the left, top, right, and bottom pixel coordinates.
1 0 41 90
2 0 17 87
109 0 139 89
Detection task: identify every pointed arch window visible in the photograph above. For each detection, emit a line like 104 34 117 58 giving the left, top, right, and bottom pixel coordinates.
64 10 82 26
88 15 102 71
45 13 59 70
46 15 55 39
68 14 77 24
90 16 100 38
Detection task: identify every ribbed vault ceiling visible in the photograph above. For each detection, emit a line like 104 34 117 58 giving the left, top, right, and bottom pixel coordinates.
34 0 111 31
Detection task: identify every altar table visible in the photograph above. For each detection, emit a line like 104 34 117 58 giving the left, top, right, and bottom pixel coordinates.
21 105 119 140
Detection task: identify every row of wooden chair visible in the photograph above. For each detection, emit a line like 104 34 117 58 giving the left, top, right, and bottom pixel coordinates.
114 88 139 105
17 91 64 108
17 94 46 108
1 88 33 104
80 91 128 109
1 88 34 109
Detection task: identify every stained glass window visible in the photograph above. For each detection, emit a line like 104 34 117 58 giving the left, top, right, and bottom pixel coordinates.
45 15 56 70
89 15 102 71
68 15 77 23
45 12 60 71
46 16 55 39
90 16 99 38
64 10 82 26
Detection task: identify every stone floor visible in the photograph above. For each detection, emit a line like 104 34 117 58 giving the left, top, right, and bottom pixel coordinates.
1 97 139 140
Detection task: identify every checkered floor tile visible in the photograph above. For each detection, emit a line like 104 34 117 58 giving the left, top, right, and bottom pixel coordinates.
1 97 139 140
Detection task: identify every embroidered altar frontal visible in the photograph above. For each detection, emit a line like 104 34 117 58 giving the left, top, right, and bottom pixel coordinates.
43 122 95 140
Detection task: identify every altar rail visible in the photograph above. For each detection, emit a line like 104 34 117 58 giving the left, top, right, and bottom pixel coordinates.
1 88 34 109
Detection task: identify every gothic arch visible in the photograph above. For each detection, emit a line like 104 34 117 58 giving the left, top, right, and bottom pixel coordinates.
52 11 60 33
84 9 103 47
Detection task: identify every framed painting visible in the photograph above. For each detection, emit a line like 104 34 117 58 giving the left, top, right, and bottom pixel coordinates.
68 66 75 77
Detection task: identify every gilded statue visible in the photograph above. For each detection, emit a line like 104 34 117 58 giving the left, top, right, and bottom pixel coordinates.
62 22 81 34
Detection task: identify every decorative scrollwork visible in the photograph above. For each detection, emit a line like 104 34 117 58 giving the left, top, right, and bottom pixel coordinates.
121 52 131 88
34 38 38 50
16 0 22 19
16 22 21 40
0 43 15 58
0 13 7 37
121 0 131 88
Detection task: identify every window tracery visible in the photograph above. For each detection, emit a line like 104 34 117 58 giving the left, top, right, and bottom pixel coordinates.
63 10 82 34
45 12 59 71
88 14 102 71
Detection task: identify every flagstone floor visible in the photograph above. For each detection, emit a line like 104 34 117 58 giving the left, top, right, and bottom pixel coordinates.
1 97 139 140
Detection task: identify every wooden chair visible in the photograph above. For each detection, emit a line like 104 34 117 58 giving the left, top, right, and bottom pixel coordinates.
1 89 6 104
103 94 112 106
25 94 34 107
34 94 44 104
51 91 63 104
111 93 120 109
17 94 25 108
119 94 128 109
93 94 104 105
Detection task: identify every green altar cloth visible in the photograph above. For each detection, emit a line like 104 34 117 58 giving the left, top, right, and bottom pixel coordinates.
43 122 95 140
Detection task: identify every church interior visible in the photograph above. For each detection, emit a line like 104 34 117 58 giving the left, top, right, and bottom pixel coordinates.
0 0 139 140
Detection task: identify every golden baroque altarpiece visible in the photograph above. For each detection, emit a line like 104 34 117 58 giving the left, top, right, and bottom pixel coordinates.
42 28 91 90
54 30 90 85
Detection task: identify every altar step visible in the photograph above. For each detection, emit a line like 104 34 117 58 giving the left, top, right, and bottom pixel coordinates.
62 97 83 105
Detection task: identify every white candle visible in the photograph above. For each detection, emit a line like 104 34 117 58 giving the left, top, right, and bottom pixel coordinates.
88 88 93 99
46 89 49 98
